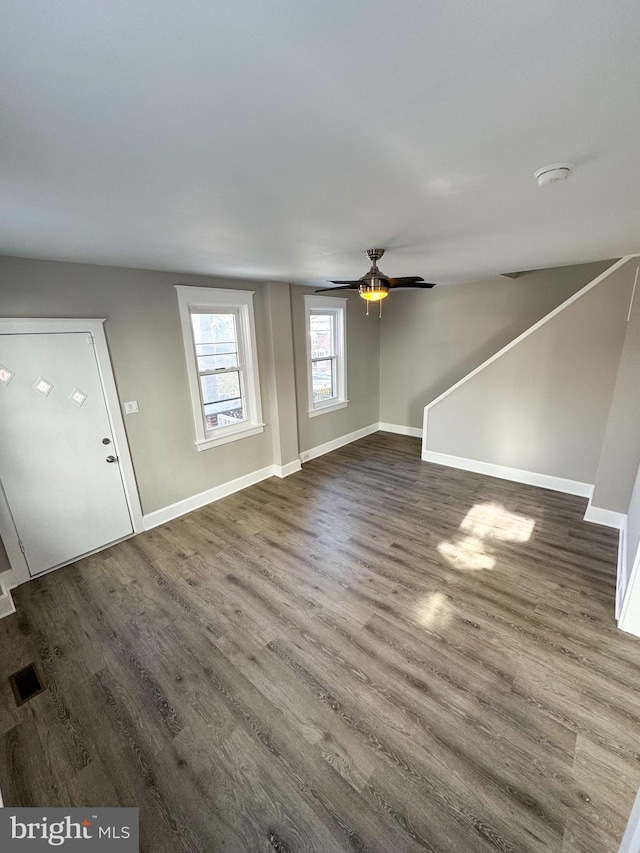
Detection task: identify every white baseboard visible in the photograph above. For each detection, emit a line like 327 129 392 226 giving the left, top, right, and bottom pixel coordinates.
0 587 16 619
421 450 594 498
146 422 383 527
616 522 628 622
583 503 627 529
300 423 379 463
379 422 422 438
145 422 383 527
143 465 275 530
274 460 302 478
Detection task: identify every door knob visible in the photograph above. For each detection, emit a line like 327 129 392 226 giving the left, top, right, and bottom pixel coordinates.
106 456 117 463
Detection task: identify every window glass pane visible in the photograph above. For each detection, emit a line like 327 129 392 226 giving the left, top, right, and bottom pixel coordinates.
196 347 238 372
200 372 247 429
201 371 241 404
310 312 335 358
312 358 336 403
192 313 239 371
204 399 246 429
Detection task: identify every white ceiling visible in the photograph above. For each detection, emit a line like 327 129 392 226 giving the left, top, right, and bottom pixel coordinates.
1 0 639 285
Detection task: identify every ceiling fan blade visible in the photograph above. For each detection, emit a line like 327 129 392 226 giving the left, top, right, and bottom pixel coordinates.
329 279 362 285
387 276 425 285
315 284 360 293
389 281 437 289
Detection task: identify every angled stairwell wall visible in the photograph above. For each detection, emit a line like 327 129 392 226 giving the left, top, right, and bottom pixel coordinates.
422 257 638 494
380 260 613 432
589 264 640 517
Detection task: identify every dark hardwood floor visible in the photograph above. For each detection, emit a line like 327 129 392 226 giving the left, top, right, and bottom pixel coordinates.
1 432 639 852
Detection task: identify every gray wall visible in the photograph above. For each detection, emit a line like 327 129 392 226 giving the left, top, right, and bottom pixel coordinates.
0 256 382 518
0 256 277 513
591 263 640 511
290 286 380 453
424 261 634 484
263 282 300 470
379 261 613 429
0 253 628 518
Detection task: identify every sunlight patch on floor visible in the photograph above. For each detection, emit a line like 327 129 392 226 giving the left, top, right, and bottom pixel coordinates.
461 503 535 542
438 502 535 571
438 535 496 570
415 591 452 628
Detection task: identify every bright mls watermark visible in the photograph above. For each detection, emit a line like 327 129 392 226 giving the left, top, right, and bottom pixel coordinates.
0 808 139 850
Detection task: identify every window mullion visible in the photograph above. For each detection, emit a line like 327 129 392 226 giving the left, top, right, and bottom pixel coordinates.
198 366 241 378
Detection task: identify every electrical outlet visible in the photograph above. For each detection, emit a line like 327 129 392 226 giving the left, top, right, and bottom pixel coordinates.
124 401 139 414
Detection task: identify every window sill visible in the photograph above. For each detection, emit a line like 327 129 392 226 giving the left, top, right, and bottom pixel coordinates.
308 400 349 418
195 423 265 451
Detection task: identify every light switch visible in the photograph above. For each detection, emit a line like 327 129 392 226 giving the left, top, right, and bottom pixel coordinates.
124 400 139 414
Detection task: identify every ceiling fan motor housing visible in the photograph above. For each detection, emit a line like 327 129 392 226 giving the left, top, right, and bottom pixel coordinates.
360 252 390 301
316 248 436 310
366 248 385 264
359 279 389 301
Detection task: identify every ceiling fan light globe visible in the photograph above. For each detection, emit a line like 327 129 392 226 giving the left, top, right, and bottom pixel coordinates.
359 285 389 302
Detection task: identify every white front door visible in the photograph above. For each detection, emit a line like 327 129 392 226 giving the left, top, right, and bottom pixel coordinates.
0 332 134 576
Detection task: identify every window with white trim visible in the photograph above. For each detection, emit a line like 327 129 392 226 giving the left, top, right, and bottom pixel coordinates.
304 295 348 417
175 286 264 450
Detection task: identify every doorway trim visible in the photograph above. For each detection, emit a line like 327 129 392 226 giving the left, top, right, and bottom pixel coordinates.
0 318 143 588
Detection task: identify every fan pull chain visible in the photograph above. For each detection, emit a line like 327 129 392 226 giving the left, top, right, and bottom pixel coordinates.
364 301 383 317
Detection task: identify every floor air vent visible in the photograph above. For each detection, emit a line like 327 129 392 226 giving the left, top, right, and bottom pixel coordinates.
9 662 46 706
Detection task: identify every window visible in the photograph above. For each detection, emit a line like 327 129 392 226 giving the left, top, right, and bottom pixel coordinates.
176 287 264 450
304 295 348 416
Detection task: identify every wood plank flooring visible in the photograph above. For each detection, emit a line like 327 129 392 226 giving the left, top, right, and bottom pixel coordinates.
1 432 639 852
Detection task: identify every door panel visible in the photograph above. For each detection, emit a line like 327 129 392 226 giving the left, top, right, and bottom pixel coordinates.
0 333 133 575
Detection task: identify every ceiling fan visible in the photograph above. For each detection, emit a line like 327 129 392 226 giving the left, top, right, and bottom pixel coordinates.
316 248 436 316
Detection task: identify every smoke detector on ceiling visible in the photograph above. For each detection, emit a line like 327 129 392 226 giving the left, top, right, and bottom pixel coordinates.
534 163 573 186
